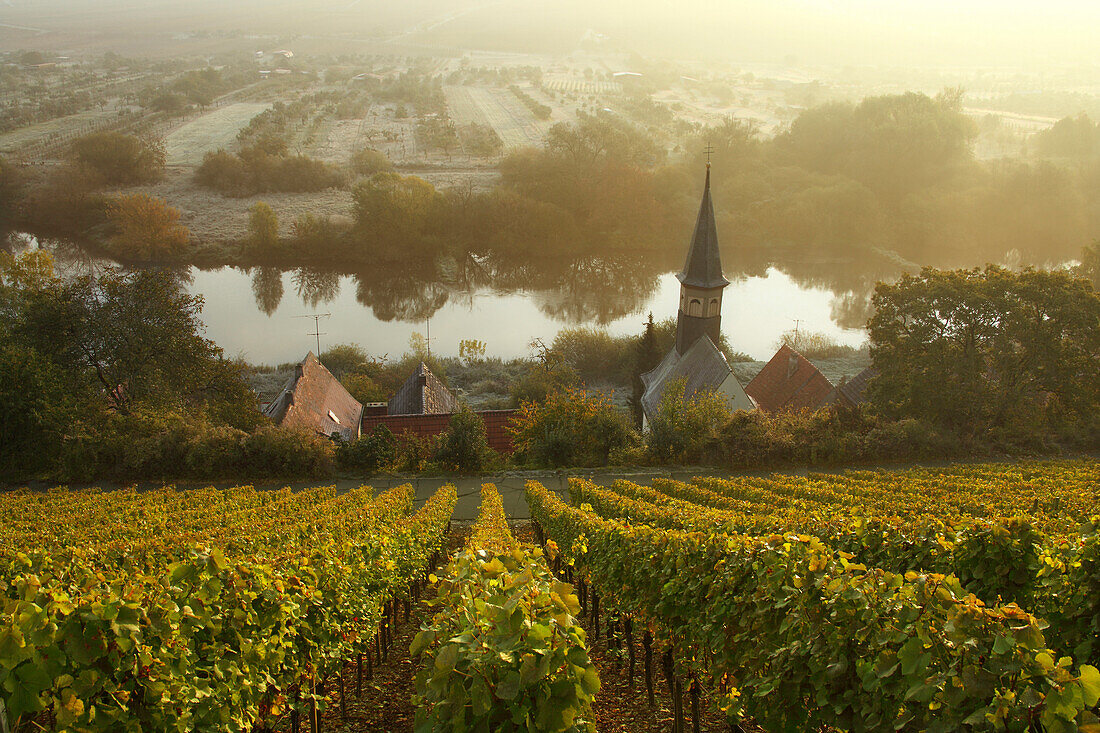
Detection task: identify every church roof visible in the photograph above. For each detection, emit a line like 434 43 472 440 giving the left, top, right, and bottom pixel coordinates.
263 352 363 440
388 361 457 415
677 166 730 289
640 335 736 419
744 344 835 414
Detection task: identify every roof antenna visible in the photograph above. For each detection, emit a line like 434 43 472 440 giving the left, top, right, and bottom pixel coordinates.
294 313 330 356
703 142 714 169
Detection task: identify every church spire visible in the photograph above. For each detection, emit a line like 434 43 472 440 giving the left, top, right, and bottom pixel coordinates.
677 164 729 289
674 163 730 355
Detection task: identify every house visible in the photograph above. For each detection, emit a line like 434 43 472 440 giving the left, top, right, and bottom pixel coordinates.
387 361 456 415
640 164 754 428
358 360 518 452
824 366 878 409
263 352 363 440
745 344 835 414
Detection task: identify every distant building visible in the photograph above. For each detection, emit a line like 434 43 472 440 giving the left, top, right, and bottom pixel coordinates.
263 352 362 440
640 164 753 428
745 344 835 414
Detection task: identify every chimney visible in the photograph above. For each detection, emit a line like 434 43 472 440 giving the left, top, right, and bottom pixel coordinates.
787 354 799 380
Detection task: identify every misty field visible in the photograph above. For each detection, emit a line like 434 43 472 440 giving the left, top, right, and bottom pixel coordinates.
445 85 549 149
164 102 270 165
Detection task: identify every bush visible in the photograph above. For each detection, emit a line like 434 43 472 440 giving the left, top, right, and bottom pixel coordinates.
68 131 165 186
241 424 335 476
57 410 334 480
104 194 190 261
195 149 252 195
395 432 435 472
552 327 628 382
336 424 397 473
775 328 862 360
646 377 732 463
509 387 637 467
195 147 342 197
350 147 394 176
433 405 493 473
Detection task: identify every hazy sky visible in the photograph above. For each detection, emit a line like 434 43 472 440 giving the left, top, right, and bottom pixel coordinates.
3 0 1100 69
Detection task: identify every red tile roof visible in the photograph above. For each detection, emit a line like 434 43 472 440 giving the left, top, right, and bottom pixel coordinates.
745 344 835 414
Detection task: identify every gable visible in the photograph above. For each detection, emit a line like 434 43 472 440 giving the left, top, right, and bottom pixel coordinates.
640 337 750 419
264 352 363 440
744 344 835 414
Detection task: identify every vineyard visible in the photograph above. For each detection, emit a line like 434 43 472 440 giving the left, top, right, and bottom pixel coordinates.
0 483 455 732
527 460 1100 732
3 461 1100 732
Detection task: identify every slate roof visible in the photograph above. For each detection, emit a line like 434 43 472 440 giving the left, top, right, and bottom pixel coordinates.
263 352 363 440
388 362 457 416
744 344 835 414
836 366 877 407
677 166 730 289
640 336 736 419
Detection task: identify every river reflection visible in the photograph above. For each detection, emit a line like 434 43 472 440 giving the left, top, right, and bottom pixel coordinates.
7 234 889 364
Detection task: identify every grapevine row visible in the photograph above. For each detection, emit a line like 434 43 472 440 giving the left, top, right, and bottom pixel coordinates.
0 483 455 732
527 479 1100 731
412 484 600 732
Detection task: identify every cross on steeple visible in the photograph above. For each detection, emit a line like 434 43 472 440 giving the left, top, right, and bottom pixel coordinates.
703 142 715 168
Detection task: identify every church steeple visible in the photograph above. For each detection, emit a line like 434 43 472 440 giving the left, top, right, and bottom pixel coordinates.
677 165 729 290
675 164 729 354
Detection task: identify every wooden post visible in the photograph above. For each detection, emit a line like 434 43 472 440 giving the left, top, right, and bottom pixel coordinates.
690 676 701 733
674 679 685 733
366 646 374 680
662 648 675 704
339 668 347 722
643 630 655 706
309 678 319 733
592 589 600 640
578 577 587 617
625 617 635 685
291 685 300 733
357 654 363 697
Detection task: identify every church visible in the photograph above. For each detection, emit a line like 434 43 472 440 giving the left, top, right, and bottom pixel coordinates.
640 164 754 428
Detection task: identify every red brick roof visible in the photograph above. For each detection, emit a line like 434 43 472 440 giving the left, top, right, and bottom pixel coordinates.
263 352 363 440
745 344 835 414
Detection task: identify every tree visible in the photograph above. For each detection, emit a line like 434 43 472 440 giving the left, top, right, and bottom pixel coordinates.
68 131 165 185
630 312 661 425
351 172 440 259
9 266 233 415
247 202 279 255
105 194 190 261
868 266 1100 438
433 404 493 472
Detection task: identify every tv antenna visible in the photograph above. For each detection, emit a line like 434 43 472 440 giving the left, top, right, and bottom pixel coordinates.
294 313 331 356
791 318 803 336
704 142 715 167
